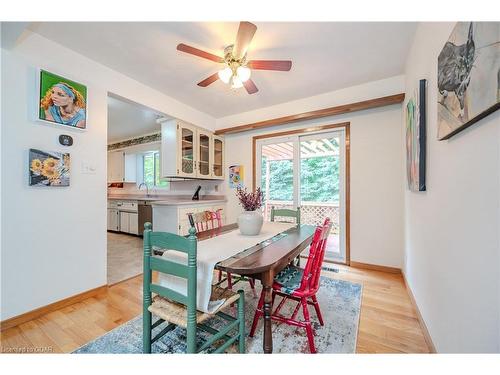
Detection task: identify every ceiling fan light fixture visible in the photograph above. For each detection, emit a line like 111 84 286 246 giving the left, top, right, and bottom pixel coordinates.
231 75 243 89
236 66 251 82
218 67 232 84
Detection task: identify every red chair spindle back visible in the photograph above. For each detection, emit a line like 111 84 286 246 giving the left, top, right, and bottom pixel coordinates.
310 218 332 291
298 218 332 292
298 226 323 291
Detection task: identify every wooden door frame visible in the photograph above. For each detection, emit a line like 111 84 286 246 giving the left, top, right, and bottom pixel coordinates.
252 122 351 265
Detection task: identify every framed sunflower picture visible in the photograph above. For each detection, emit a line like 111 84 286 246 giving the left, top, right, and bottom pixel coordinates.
29 149 70 187
38 70 87 130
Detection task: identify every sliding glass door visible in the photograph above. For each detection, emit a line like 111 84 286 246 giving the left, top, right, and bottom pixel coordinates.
256 128 347 263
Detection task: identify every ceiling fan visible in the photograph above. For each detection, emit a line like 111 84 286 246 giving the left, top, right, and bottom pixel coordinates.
176 21 292 94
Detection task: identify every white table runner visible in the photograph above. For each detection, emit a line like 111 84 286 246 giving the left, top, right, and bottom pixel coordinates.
158 222 295 313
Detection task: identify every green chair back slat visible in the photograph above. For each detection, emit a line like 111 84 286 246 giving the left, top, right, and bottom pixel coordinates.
150 232 192 254
270 206 301 225
150 283 189 305
150 256 189 279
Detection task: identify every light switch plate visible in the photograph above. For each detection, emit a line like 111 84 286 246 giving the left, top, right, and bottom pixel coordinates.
81 161 96 174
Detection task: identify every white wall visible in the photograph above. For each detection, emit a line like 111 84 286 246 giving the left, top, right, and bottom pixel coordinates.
403 22 500 352
221 76 405 268
0 30 215 320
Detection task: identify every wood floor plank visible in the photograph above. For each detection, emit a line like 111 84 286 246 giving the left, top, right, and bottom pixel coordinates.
1 257 430 353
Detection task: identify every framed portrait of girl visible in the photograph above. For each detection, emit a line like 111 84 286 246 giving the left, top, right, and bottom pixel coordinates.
38 70 87 130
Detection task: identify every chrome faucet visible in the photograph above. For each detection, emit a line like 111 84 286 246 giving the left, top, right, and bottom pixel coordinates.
138 182 150 197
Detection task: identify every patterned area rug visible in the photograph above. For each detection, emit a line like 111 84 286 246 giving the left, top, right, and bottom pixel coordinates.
74 277 362 354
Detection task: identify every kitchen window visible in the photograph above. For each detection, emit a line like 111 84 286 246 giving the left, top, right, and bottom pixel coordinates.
143 151 168 188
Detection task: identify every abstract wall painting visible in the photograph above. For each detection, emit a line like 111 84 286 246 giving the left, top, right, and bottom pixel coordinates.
437 22 500 140
39 70 87 130
406 79 427 192
29 149 70 187
229 165 244 189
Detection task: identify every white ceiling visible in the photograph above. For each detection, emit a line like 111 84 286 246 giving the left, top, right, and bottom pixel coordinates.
107 95 166 143
29 22 417 118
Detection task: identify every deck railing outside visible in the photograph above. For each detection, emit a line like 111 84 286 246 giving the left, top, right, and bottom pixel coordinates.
263 200 340 235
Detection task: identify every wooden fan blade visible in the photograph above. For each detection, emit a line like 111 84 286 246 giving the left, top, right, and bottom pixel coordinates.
233 21 257 59
243 79 259 94
197 73 219 87
177 43 223 63
247 60 292 71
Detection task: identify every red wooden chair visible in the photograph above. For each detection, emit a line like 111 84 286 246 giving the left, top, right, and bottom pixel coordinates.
187 209 257 296
249 218 332 353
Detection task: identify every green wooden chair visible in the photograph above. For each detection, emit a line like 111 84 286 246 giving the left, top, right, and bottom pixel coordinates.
143 222 246 354
271 206 302 266
270 206 301 225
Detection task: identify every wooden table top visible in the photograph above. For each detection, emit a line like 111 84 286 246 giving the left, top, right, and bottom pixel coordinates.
198 223 316 275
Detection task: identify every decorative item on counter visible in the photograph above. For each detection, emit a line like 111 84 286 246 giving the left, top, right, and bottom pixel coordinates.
38 70 87 130
228 165 244 189
192 185 201 200
108 182 124 188
58 134 73 146
29 148 70 187
236 186 263 236
437 22 500 140
406 79 427 192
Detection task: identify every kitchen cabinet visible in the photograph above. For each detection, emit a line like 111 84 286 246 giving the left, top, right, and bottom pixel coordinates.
107 151 137 183
160 119 225 180
197 129 212 178
107 209 120 231
119 211 139 235
212 135 224 179
107 151 124 183
108 200 139 235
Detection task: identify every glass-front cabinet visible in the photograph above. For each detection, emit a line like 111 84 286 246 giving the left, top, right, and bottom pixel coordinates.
197 130 211 178
178 123 197 177
212 136 224 179
161 119 224 180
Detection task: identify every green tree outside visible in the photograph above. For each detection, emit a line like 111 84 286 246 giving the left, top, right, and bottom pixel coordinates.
261 155 339 203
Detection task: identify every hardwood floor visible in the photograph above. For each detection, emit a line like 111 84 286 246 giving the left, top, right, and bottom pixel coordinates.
0 266 430 353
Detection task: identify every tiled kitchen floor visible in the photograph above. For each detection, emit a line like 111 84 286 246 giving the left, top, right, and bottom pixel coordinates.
107 232 143 285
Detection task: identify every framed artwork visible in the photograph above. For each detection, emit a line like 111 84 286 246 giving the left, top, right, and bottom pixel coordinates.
437 22 500 140
406 79 427 192
38 70 87 130
229 165 244 189
29 149 70 187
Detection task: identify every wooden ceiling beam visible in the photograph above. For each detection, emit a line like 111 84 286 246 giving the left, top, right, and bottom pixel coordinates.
214 93 405 135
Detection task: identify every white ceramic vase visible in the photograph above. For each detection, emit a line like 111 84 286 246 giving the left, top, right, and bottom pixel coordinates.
238 210 264 236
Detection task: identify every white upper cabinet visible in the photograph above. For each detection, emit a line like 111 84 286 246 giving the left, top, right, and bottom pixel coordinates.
212 135 224 179
107 151 125 182
178 122 198 178
161 119 225 180
197 129 212 178
107 151 136 183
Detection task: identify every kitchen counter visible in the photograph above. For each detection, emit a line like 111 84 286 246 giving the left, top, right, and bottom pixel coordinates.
107 195 165 201
151 199 227 206
107 194 227 205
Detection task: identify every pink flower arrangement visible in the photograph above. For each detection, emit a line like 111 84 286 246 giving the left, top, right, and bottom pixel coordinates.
236 187 263 211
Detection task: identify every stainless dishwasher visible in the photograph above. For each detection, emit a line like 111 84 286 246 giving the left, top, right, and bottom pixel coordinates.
138 201 153 234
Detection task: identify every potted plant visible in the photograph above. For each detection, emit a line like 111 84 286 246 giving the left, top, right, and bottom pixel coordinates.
236 187 264 235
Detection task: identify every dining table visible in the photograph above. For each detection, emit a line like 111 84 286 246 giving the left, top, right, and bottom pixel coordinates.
197 222 317 354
